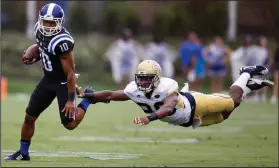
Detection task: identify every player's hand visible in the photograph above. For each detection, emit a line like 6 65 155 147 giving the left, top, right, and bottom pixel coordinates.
75 85 84 98
21 51 36 65
62 101 75 119
133 116 150 126
76 86 110 104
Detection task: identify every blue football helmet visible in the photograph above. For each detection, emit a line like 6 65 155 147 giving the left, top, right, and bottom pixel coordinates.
38 3 64 36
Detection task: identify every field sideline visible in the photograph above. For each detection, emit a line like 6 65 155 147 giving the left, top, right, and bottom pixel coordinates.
1 94 278 167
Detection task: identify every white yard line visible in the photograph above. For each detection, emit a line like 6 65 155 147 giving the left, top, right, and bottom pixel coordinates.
51 136 201 143
2 150 142 160
115 125 243 133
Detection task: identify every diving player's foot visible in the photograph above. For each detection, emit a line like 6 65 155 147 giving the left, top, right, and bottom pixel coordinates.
246 78 274 91
239 65 268 77
4 150 30 161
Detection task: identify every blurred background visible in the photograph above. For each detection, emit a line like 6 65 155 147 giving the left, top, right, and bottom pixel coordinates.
1 0 279 104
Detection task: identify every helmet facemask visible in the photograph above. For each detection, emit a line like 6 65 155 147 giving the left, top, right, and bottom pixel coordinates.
135 74 160 94
38 15 63 36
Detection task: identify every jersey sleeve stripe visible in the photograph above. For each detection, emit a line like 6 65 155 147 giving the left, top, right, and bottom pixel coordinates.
48 34 74 54
51 37 74 55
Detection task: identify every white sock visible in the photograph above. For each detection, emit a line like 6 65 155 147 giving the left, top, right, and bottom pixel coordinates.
231 73 251 98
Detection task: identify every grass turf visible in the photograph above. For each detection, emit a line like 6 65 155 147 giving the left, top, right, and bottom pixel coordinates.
1 94 278 167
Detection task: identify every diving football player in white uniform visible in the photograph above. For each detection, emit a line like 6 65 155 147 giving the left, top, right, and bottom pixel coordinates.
78 60 273 128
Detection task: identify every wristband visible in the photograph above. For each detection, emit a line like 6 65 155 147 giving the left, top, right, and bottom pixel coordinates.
68 92 75 101
147 113 159 121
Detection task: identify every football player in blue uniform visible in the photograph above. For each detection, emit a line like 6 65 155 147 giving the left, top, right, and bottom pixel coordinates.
5 3 93 161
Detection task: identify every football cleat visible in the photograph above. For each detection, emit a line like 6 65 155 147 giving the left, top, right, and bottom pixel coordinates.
4 150 30 161
246 78 274 91
239 65 268 77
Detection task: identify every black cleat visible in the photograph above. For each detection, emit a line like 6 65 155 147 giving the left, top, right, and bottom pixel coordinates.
4 150 30 161
246 78 274 91
239 65 268 77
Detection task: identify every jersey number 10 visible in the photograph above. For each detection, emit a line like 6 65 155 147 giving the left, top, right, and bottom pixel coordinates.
59 43 69 52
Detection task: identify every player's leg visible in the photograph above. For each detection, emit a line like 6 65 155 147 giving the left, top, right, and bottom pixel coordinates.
260 87 268 102
228 65 269 107
110 60 123 89
56 84 94 130
191 91 234 127
211 76 221 93
193 65 272 127
5 77 56 160
271 70 278 104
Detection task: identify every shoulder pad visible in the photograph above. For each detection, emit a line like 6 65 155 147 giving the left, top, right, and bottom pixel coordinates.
158 78 179 96
48 33 74 55
123 81 138 97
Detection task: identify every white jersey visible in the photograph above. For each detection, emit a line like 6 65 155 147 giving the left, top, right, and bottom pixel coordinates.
145 42 177 78
105 39 144 83
124 77 193 126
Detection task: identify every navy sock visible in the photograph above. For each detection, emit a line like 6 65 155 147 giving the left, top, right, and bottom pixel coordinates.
77 98 91 112
20 140 30 155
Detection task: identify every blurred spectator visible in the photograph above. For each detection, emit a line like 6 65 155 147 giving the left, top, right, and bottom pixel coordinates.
105 28 144 89
144 34 177 78
257 36 273 102
271 45 279 104
179 32 205 91
1 12 8 29
230 35 258 81
202 36 231 93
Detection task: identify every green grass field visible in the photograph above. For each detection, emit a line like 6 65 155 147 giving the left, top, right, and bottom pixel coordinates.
1 94 278 167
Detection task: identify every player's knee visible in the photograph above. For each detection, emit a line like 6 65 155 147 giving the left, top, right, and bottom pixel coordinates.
232 98 241 108
228 94 241 107
24 114 37 125
229 86 242 107
63 122 77 130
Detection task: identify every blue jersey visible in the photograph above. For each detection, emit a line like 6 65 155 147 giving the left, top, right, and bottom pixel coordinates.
193 43 205 76
179 41 196 69
34 23 75 82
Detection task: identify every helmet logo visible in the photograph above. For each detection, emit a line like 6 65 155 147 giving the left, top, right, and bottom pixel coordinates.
152 64 161 74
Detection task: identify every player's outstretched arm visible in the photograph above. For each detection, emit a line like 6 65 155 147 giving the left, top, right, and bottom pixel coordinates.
133 92 178 126
79 90 130 103
153 92 178 119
